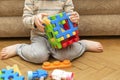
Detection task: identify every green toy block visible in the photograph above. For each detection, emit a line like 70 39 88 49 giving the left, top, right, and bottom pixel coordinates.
0 71 3 80
43 12 79 49
43 13 65 49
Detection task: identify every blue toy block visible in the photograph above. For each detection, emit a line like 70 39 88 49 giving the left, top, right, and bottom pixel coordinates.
44 12 79 49
49 12 78 39
0 69 24 80
28 69 48 80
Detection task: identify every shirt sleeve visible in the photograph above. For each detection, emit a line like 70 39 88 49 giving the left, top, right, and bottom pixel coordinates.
63 0 74 13
22 0 35 29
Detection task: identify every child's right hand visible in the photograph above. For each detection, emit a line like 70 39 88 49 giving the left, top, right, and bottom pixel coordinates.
69 11 80 24
34 13 48 32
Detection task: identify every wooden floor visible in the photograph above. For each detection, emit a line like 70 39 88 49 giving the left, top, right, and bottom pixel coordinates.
0 37 120 80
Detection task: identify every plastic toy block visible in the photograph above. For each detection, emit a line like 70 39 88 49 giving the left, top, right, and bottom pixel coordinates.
6 64 22 75
43 12 79 49
0 69 24 80
61 31 79 48
0 71 3 80
28 69 48 80
50 69 74 80
42 60 72 70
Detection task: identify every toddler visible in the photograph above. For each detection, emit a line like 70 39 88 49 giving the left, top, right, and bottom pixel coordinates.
0 0 103 63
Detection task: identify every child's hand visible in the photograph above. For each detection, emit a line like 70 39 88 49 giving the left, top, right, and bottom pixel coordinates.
69 11 80 24
34 13 48 32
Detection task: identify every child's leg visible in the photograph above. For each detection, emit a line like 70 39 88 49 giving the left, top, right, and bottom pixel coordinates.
0 36 50 63
50 40 103 61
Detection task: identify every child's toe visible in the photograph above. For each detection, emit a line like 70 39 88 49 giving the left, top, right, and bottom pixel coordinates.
1 53 7 57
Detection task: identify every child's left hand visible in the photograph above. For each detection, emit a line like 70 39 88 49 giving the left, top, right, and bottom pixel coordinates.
69 11 80 24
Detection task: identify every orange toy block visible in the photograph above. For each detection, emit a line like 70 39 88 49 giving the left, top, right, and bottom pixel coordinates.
42 60 72 70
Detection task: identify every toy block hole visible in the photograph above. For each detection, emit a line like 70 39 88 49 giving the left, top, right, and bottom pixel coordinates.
60 28 65 32
63 20 70 30
48 32 54 38
59 13 63 17
52 24 56 27
59 20 66 25
50 16 56 20
73 23 78 27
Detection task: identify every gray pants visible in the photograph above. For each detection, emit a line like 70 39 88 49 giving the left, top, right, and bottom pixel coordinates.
16 30 87 63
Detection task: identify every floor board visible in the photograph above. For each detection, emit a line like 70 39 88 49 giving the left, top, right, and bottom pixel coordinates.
0 37 120 80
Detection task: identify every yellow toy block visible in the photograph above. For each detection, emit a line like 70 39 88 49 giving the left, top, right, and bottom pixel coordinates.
42 60 72 70
66 34 70 38
60 37 64 40
43 17 51 25
72 31 76 35
6 64 22 75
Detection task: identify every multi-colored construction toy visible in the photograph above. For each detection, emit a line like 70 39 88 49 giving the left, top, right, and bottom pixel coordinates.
28 69 48 80
43 12 79 49
50 69 74 80
6 64 22 76
42 60 72 70
0 69 24 80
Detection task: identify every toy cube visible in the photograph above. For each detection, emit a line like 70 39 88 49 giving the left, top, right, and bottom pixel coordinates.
43 12 79 49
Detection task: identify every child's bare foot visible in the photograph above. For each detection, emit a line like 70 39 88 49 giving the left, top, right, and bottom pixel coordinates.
0 44 19 60
81 40 103 53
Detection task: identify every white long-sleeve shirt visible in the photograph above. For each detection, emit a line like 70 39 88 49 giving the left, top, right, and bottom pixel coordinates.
23 0 74 29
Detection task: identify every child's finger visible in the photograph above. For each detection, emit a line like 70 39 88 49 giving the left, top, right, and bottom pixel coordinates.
35 16 45 32
71 19 78 23
41 13 48 17
71 12 78 16
36 19 44 31
69 16 79 21
36 14 43 23
37 13 48 23
36 15 45 27
70 17 79 23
